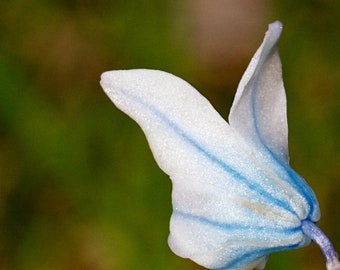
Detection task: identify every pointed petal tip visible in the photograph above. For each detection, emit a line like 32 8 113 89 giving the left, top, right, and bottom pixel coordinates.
100 70 128 95
100 69 150 88
99 71 112 90
266 21 283 43
269 20 283 30
100 70 120 84
100 70 111 81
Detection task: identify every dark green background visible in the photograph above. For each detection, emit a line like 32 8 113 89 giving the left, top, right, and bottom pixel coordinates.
0 1 339 269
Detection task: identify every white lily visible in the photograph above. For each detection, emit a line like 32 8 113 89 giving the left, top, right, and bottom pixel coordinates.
100 21 339 270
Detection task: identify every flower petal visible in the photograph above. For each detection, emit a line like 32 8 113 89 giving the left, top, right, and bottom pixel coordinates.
100 68 314 269
100 69 235 178
229 21 289 164
229 21 320 223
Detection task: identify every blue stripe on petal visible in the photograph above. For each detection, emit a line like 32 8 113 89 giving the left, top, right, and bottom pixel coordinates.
214 242 302 270
248 72 318 220
282 165 318 220
256 140 318 220
122 88 299 217
174 210 301 235
249 88 318 220
280 165 316 219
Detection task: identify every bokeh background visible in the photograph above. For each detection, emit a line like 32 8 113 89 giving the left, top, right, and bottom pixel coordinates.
0 1 339 269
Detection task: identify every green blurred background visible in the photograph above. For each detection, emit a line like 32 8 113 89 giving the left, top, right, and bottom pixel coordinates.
0 1 339 269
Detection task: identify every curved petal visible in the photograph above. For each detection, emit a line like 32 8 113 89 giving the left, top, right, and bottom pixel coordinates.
228 21 289 164
169 210 309 270
100 68 315 269
228 21 320 223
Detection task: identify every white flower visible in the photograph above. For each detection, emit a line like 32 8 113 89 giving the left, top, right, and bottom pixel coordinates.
100 21 339 270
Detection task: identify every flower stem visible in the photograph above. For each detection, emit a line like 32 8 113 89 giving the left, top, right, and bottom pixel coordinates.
301 220 340 270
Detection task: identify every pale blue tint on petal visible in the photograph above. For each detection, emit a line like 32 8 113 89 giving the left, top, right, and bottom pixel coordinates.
101 67 314 269
229 21 288 164
228 21 320 222
214 244 302 270
100 21 320 270
170 210 307 270
101 70 298 218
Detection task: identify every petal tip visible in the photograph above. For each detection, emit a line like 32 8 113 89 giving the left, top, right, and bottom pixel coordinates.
269 20 283 30
100 70 127 95
99 71 112 89
266 21 283 43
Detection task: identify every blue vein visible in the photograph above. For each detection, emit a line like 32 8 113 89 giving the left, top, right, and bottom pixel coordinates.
120 87 298 217
214 242 302 270
247 52 316 219
174 210 302 269
174 210 301 235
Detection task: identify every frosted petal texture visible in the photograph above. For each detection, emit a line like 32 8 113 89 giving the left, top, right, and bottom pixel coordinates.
100 21 320 270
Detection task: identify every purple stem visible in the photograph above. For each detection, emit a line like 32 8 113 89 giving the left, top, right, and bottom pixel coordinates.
302 220 339 268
